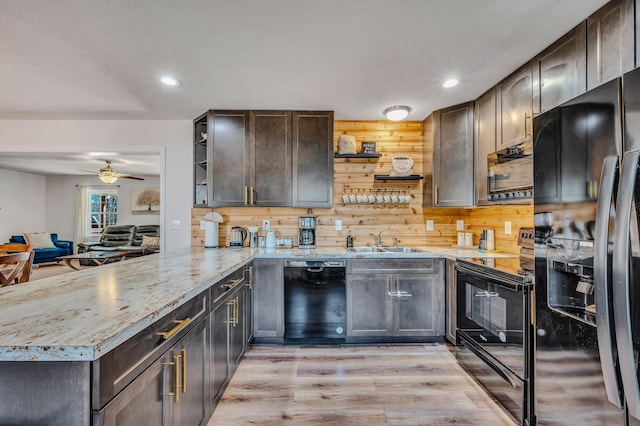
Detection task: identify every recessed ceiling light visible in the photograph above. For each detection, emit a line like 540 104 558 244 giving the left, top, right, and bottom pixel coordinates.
443 78 459 88
160 76 180 86
383 105 411 121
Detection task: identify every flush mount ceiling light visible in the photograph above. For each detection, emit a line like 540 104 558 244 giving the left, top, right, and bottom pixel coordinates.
383 105 411 121
160 76 180 86
443 78 459 88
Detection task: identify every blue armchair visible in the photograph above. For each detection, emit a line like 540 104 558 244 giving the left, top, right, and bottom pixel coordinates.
9 234 74 264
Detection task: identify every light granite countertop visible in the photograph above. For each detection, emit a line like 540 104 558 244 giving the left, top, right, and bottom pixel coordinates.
0 245 516 362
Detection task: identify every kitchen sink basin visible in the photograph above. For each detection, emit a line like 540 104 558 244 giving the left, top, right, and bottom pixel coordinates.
381 247 429 253
347 247 386 253
347 246 429 253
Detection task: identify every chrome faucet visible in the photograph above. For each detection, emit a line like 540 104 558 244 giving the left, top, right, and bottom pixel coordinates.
369 231 384 247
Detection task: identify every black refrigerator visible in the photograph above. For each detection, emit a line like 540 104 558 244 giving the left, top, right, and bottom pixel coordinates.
533 70 640 425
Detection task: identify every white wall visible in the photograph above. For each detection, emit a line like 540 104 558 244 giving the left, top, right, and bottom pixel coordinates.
46 175 161 242
0 169 47 243
0 120 193 251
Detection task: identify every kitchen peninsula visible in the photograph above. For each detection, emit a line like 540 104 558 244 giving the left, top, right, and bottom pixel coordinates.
0 246 511 425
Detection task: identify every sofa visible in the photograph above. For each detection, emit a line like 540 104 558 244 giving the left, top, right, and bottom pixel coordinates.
9 234 74 264
77 225 160 257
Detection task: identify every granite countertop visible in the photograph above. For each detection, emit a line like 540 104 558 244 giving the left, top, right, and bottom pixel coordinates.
0 245 516 362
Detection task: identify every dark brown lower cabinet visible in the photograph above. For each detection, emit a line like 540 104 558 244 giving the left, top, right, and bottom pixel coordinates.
97 319 207 426
0 264 254 426
209 265 252 411
346 259 445 340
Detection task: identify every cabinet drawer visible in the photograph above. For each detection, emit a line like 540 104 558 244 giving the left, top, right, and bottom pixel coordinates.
348 258 440 274
92 290 208 410
211 267 248 309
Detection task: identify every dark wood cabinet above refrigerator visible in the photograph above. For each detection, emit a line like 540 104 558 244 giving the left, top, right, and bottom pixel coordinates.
194 109 333 208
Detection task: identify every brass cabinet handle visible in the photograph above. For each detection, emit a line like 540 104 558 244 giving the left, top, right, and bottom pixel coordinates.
181 348 187 394
224 278 243 289
157 317 192 340
246 266 253 289
233 296 240 327
524 113 532 137
226 300 236 325
250 186 255 205
530 289 536 326
164 353 182 403
434 186 439 205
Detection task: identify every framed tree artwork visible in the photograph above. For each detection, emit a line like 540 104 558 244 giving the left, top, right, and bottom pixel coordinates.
132 187 160 214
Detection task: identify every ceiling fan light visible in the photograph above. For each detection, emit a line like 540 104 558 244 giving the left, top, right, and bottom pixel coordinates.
99 173 118 184
384 105 411 121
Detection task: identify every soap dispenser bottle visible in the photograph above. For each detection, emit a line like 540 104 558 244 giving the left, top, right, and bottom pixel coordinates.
346 231 354 248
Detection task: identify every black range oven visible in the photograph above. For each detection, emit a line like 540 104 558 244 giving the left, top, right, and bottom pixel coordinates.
455 257 534 425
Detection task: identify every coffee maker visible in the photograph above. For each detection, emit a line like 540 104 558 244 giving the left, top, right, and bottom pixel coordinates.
298 216 316 249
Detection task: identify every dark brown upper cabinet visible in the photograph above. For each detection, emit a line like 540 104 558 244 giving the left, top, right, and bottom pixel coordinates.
195 109 333 208
209 110 251 207
474 88 497 206
431 102 474 207
496 62 534 149
292 111 334 208
534 22 587 114
250 111 292 206
587 0 635 90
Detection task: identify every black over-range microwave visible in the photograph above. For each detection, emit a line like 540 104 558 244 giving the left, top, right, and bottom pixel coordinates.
487 140 533 203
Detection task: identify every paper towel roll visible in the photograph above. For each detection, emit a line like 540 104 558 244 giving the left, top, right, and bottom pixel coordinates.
486 229 495 251
204 221 218 248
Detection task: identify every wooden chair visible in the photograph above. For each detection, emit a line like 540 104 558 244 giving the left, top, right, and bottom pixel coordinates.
0 244 34 284
0 252 32 287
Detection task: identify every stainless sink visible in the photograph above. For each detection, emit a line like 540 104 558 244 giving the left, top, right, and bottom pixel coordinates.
347 247 386 253
347 246 429 253
381 247 429 253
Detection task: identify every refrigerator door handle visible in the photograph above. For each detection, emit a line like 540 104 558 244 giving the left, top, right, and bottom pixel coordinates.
613 149 640 419
594 155 622 408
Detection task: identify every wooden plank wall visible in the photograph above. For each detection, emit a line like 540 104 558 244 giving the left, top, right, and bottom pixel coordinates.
192 120 533 253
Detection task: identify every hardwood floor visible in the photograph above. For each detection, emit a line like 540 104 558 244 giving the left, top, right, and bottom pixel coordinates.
210 343 517 425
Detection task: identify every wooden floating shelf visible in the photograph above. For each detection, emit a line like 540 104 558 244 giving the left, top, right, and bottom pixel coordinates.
334 153 382 158
374 174 424 181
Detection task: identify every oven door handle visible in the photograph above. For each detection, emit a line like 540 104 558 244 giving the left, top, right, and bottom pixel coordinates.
594 155 623 409
455 263 519 291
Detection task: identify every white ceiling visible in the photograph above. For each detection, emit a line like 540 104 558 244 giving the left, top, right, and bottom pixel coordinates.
0 0 610 176
0 152 160 177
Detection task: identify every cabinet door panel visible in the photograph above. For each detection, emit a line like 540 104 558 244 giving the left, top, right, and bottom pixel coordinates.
394 274 442 336
538 22 587 113
174 320 207 426
474 88 496 206
433 103 474 206
499 64 533 149
210 303 229 403
252 111 291 206
98 354 169 426
228 287 245 370
292 111 334 207
253 259 284 338
211 111 250 207
588 0 634 90
347 274 392 336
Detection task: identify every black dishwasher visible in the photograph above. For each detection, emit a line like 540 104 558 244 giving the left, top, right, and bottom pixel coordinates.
284 259 346 343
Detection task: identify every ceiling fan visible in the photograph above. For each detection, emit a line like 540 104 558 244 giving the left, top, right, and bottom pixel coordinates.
83 160 145 183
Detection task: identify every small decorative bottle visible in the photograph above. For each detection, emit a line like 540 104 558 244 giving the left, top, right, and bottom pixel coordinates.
346 232 354 248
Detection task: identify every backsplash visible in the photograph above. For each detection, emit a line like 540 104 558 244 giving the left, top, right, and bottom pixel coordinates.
192 120 533 254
